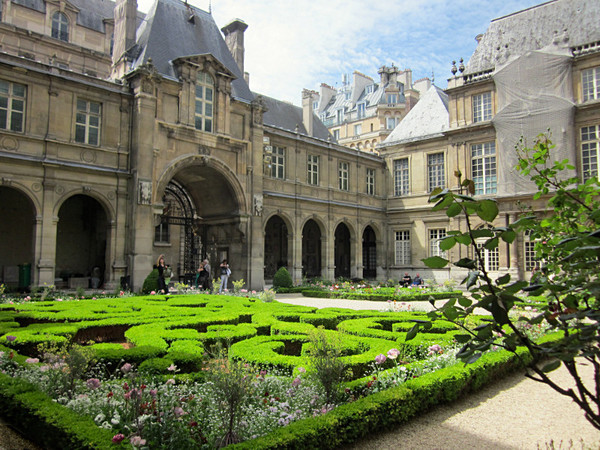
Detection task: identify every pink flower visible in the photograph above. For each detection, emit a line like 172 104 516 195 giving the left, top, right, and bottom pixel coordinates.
387 348 400 360
150 389 158 397
25 358 39 364
112 433 125 443
375 353 386 365
292 377 301 387
120 291 124 296
130 436 146 447
166 378 175 385
150 290 156 295
121 363 132 373
427 344 443 356
297 367 306 373
174 406 185 417
167 364 177 372
6 335 16 342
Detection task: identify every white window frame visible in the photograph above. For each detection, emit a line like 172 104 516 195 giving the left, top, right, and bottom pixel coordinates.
582 67 600 102
386 117 396 130
195 71 214 132
395 231 411 265
354 123 362 136
332 129 340 141
308 154 319 185
75 99 101 146
471 142 497 195
427 152 445 192
336 109 344 125
366 85 374 94
429 228 447 258
472 92 492 123
581 125 600 181
357 103 366 118
366 168 375 195
0 80 26 133
271 146 285 179
154 221 170 244
393 158 409 196
339 161 349 191
524 230 540 272
475 242 499 272
387 94 397 104
52 11 69 42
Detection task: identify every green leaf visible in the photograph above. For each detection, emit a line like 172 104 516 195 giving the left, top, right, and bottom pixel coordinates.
496 274 511 285
491 300 510 325
464 352 482 364
455 234 472 245
500 229 516 244
477 199 499 222
542 360 561 373
439 236 457 251
454 334 472 344
446 203 463 217
405 323 419 341
422 256 449 269
458 296 472 307
465 271 480 289
455 258 477 269
484 237 499 250
431 195 453 211
471 229 494 239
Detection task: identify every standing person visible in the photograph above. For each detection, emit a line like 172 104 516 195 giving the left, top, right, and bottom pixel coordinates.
156 254 169 294
203 259 211 277
402 272 412 288
195 262 206 289
219 259 230 293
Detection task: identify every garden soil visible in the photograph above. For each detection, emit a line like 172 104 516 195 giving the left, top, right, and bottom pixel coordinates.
1 294 598 449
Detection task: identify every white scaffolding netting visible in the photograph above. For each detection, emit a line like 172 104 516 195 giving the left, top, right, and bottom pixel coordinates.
492 48 576 196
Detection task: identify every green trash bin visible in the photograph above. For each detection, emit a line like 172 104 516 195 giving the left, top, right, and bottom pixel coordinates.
18 263 31 289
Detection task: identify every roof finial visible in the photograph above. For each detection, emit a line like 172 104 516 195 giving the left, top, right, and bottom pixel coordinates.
208 0 212 14
431 69 435 84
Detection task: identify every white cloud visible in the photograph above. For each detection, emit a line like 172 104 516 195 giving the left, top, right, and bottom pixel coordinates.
136 0 542 104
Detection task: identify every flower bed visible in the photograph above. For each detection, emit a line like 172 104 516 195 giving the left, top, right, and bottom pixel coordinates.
0 294 528 448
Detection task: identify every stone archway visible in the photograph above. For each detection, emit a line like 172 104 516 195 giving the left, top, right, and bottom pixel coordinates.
362 226 377 279
302 219 321 278
334 223 351 279
0 187 36 289
264 215 288 280
56 194 108 289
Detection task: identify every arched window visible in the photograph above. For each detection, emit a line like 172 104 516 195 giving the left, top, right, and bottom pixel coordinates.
195 72 214 132
52 12 69 42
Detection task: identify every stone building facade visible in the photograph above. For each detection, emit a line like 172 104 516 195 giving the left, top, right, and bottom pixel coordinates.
0 0 598 291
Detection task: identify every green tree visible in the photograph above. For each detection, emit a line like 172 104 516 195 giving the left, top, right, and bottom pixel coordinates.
419 134 600 430
273 266 293 289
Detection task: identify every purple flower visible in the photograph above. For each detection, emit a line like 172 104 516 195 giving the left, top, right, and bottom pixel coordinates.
130 436 146 447
86 378 101 390
297 367 306 374
174 406 185 417
375 353 386 365
149 389 158 397
112 433 125 443
166 378 175 385
25 358 39 364
292 377 301 388
120 362 132 373
5 335 16 342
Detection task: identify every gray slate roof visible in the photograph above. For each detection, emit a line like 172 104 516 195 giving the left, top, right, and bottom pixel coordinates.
466 0 600 74
130 0 254 102
382 85 448 146
260 94 332 141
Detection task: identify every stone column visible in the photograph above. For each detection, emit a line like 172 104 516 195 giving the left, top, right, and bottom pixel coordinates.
37 180 58 286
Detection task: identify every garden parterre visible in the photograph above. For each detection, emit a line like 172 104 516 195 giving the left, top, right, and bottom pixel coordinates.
0 293 529 448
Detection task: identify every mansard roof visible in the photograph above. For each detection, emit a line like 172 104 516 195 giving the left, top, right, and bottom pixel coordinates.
259 94 333 141
466 0 600 74
382 85 448 146
130 0 254 102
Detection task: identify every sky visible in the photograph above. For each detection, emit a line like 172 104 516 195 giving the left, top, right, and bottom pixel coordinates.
136 0 543 105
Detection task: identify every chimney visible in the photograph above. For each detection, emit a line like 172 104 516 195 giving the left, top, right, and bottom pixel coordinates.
302 89 318 137
378 65 390 85
112 0 138 72
221 19 248 75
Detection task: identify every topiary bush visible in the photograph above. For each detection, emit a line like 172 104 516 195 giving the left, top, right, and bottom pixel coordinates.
273 267 293 289
141 268 159 294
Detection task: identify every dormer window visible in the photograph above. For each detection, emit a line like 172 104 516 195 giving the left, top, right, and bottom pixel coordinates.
52 12 69 42
387 94 397 104
365 85 374 94
344 92 351 101
313 101 319 110
357 102 366 118
195 72 214 132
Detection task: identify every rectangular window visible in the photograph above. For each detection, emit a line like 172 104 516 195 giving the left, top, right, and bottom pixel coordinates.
582 67 600 102
336 109 344 124
357 103 366 118
308 154 319 185
333 129 340 141
386 117 396 129
524 231 540 272
271 146 285 179
472 92 492 122
195 72 214 132
581 125 600 180
395 231 411 265
338 161 349 191
427 152 445 192
387 94 397 104
429 228 447 258
476 242 499 271
75 99 101 145
366 168 375 195
154 222 170 243
366 84 374 94
354 123 362 136
393 158 409 196
471 142 497 195
0 80 26 133
313 101 319 110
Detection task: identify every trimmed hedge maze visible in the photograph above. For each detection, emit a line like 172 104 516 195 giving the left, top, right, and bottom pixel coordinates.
0 295 462 378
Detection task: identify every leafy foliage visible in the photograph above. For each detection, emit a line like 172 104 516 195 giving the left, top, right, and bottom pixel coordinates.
273 267 293 289
141 269 159 294
421 134 600 430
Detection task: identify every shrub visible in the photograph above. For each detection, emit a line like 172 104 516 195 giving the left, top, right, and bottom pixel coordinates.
142 268 159 294
273 267 293 289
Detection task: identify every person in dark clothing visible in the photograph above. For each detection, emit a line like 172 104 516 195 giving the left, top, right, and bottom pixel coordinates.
156 254 169 294
196 262 210 290
412 273 423 286
402 272 412 288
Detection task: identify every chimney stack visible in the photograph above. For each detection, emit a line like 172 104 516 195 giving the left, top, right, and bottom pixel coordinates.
302 89 318 137
112 0 138 76
221 19 248 75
